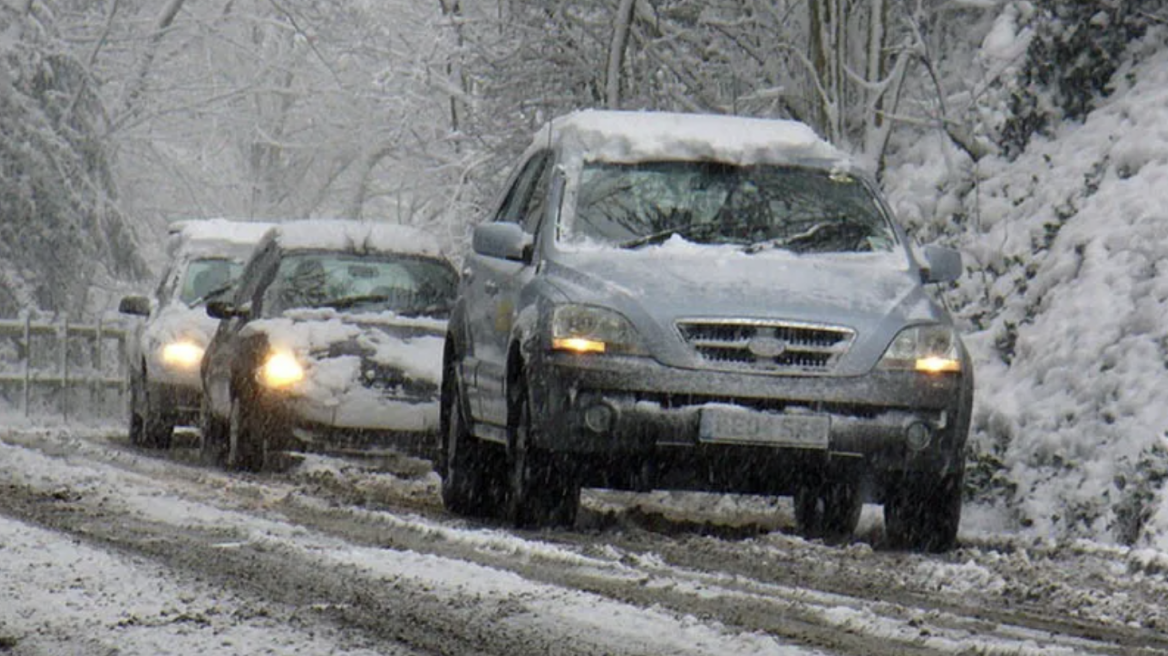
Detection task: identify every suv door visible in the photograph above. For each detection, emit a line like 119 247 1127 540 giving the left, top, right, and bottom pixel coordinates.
463 150 553 432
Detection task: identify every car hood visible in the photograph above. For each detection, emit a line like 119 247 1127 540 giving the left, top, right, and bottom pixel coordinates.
246 309 447 386
142 302 219 348
544 241 950 373
551 242 939 326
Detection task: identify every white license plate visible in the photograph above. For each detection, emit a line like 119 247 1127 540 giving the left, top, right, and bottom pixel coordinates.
699 406 830 449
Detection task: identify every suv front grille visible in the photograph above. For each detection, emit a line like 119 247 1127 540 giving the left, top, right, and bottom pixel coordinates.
676 319 855 374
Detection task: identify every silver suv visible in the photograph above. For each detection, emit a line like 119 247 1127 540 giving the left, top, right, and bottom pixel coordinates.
440 110 973 551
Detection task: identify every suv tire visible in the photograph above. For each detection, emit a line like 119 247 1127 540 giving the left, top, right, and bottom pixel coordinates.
505 372 579 529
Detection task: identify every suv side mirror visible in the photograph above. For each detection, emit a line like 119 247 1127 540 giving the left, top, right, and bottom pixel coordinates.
118 295 151 317
920 245 963 284
473 223 532 263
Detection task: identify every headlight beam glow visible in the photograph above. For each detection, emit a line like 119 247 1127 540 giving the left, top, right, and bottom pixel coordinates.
160 341 205 369
259 351 305 388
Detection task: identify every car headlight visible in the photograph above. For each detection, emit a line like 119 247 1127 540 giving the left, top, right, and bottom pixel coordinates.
160 340 205 370
258 350 305 388
877 324 962 374
551 304 646 355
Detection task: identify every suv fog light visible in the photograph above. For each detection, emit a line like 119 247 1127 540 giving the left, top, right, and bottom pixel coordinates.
905 422 933 451
582 403 615 434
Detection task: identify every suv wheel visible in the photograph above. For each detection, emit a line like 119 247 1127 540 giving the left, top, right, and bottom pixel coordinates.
505 373 579 529
440 372 502 518
199 395 229 466
883 472 963 552
793 477 862 540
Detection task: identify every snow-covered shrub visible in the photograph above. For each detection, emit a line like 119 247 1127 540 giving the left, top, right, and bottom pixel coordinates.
1000 0 1159 157
885 4 1168 546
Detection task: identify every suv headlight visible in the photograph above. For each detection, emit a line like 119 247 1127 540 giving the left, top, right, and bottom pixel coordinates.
877 324 962 374
551 304 646 355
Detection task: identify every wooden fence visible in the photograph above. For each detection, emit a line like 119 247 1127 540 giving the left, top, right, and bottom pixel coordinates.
0 313 129 421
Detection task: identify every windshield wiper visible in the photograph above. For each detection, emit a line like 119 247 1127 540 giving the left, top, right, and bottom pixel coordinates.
744 220 863 254
317 294 390 310
192 282 236 306
618 224 715 250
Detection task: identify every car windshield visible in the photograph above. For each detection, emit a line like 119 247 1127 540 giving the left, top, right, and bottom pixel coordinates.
564 161 898 254
262 252 458 318
179 257 244 306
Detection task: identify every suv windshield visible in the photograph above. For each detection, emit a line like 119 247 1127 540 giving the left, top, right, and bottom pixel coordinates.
566 161 898 254
262 253 458 318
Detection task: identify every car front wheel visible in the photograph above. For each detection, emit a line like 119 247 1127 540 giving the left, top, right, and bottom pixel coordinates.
199 394 229 466
128 367 173 449
504 372 579 529
128 372 145 446
227 393 266 472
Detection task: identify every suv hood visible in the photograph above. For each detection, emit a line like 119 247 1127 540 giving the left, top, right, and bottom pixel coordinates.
549 243 943 333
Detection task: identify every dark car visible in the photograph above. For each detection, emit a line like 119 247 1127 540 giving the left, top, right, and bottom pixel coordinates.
118 219 273 447
440 110 973 551
200 219 458 471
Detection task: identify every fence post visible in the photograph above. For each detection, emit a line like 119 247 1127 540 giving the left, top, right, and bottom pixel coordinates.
60 317 69 422
22 312 31 418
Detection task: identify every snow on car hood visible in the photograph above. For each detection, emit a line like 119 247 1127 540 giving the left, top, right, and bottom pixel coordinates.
142 302 220 349
248 309 446 383
550 237 939 331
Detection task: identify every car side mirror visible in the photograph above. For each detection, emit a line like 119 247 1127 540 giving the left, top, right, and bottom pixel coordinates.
205 300 239 320
920 245 962 284
473 223 533 263
118 295 151 317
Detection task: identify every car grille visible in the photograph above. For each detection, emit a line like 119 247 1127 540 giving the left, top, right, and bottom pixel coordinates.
676 319 855 374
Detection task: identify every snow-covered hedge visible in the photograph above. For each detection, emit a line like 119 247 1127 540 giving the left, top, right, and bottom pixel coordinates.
886 17 1168 548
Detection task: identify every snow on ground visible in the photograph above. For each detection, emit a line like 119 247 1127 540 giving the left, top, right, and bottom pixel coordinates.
0 424 827 655
4 421 1152 655
0 514 406 656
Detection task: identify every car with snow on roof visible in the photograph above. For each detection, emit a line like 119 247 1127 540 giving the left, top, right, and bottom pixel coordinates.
118 218 274 448
440 109 974 551
199 219 458 471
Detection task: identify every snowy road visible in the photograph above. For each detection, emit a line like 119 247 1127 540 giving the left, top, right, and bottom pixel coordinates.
1 425 1167 655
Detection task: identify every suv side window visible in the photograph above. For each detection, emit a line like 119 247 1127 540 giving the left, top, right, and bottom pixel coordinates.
495 151 552 234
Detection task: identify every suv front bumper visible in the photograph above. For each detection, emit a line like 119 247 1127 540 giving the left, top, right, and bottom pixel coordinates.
528 352 972 491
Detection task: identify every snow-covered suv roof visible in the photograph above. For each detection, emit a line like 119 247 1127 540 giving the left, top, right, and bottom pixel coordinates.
539 109 853 168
